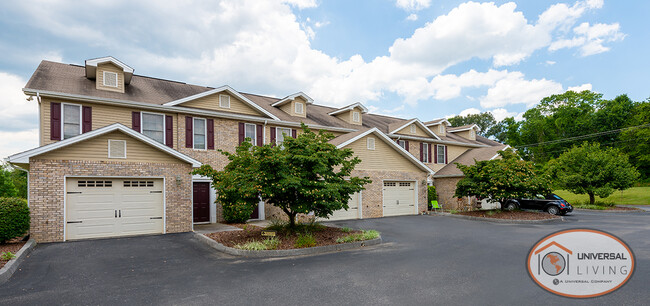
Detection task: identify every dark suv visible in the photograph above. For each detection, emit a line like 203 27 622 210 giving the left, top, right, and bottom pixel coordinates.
503 194 573 215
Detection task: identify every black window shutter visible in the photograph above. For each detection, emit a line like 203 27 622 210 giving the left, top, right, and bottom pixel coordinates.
50 102 61 140
238 122 245 144
185 116 193 148
132 112 141 131
256 124 263 146
434 145 438 163
270 127 276 146
165 115 173 148
82 106 92 133
291 129 297 138
405 140 409 152
428 143 432 163
445 146 448 164
207 119 214 150
420 142 423 161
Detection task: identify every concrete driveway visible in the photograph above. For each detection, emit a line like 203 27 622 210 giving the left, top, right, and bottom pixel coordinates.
0 210 648 305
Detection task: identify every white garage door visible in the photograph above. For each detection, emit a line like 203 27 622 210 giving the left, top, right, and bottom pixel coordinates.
383 181 416 216
65 178 164 240
326 192 361 221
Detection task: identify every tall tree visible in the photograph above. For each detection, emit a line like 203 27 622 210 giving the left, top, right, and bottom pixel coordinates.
0 165 18 198
547 142 639 204
619 99 650 179
447 112 497 137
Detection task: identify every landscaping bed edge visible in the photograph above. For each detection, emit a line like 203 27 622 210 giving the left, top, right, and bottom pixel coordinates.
0 239 36 285
194 232 381 257
574 208 645 213
433 212 565 224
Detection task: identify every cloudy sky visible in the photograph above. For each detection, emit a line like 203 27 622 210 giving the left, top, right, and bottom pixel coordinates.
1 0 648 158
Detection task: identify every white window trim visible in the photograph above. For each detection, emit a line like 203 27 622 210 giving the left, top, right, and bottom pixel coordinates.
102 70 119 88
437 144 446 164
410 125 416 134
439 125 444 134
244 123 257 145
108 139 127 159
367 137 375 150
276 127 292 145
397 140 405 149
140 111 166 145
470 129 475 138
352 111 360 122
193 117 207 150
295 102 304 114
61 102 82 140
422 143 430 163
219 94 231 109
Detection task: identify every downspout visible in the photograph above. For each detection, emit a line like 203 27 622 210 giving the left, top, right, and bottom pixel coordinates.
259 119 268 220
36 92 42 146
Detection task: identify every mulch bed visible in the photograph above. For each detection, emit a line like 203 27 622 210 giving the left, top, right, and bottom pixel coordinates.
0 238 26 269
206 224 362 250
456 210 561 220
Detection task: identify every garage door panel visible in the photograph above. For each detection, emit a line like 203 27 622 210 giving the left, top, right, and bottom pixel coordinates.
383 181 416 217
120 219 163 235
326 192 360 221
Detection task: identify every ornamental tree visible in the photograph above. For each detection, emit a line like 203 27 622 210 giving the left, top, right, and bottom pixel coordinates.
454 149 552 207
547 142 639 204
193 124 371 227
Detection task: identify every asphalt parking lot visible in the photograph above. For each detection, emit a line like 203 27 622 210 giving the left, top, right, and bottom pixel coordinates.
0 210 648 305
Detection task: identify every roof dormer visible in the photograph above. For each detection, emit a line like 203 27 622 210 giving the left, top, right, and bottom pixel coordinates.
271 92 313 118
448 124 480 141
424 118 451 137
85 56 134 93
328 102 368 125
388 119 440 140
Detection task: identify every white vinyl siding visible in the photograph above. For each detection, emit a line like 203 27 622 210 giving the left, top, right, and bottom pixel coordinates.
276 127 292 145
437 145 446 164
141 113 165 144
245 123 257 145
422 143 430 163
63 103 82 139
193 118 206 150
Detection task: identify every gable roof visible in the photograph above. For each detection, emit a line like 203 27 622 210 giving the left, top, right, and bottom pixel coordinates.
433 144 509 177
6 123 202 167
331 128 434 174
448 124 481 133
85 56 135 84
423 118 450 127
271 92 314 107
388 119 441 140
162 85 280 120
327 102 369 115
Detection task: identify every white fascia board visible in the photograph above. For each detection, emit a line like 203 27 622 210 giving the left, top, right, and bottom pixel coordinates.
389 119 441 140
7 123 202 167
271 92 314 107
425 119 450 127
386 134 489 148
336 128 434 174
162 85 280 121
327 102 369 115
22 89 357 134
449 124 481 133
489 145 511 160
85 56 134 73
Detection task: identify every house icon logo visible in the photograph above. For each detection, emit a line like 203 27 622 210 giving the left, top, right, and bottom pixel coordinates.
534 241 572 277
526 229 635 298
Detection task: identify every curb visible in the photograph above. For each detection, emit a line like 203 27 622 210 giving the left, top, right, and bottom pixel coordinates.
194 232 382 258
574 208 646 213
432 212 564 224
0 239 36 285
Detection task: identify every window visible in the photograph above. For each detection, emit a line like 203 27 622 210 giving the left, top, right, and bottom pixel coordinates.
397 140 406 149
78 180 112 187
193 118 206 150
367 137 375 150
470 129 475 138
219 94 230 108
245 123 257 145
384 182 396 187
108 140 127 158
439 125 445 134
295 102 304 114
410 124 416 134
142 113 165 144
352 111 360 122
422 143 430 163
62 103 81 139
124 181 154 187
399 182 411 187
437 145 446 164
103 71 118 87
276 127 292 146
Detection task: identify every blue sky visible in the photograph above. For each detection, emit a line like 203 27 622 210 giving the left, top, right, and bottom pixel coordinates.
0 0 648 158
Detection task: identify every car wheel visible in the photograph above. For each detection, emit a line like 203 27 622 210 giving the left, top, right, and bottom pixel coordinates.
504 202 518 211
547 206 560 215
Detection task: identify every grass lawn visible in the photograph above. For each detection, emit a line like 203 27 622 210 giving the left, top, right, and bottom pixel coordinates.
554 187 650 206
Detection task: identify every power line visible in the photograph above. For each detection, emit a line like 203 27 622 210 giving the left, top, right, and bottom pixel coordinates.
514 123 650 149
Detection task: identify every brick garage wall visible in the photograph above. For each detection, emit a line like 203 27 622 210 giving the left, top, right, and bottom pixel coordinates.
433 176 476 210
28 159 193 242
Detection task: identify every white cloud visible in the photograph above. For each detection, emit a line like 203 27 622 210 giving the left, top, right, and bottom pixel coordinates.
0 130 38 160
545 60 556 65
0 72 39 158
480 72 564 108
550 22 625 56
282 0 318 9
395 0 431 11
406 14 418 21
568 83 592 92
459 108 481 116
489 108 518 122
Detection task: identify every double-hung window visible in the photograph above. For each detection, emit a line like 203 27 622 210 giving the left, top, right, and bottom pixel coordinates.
422 143 430 163
193 118 206 150
245 123 257 145
276 127 292 146
62 103 82 139
397 140 406 149
142 113 165 144
437 145 446 164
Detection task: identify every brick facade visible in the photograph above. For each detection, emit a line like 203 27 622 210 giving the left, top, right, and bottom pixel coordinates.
28 159 193 242
433 177 476 210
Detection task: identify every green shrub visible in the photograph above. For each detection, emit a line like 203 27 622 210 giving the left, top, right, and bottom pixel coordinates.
235 241 267 250
336 230 380 243
340 227 352 233
427 186 437 210
294 233 317 248
221 200 257 223
263 237 281 250
266 219 288 231
1 251 16 260
0 197 30 243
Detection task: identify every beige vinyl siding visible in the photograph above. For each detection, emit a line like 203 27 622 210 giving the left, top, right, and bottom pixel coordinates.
395 123 429 137
431 124 446 137
428 144 469 172
96 63 125 93
279 98 307 118
40 99 178 149
335 108 363 125
36 131 185 164
346 135 422 172
179 92 262 116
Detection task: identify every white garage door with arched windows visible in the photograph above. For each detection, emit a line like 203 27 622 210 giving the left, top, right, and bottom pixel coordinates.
383 181 417 216
65 178 164 240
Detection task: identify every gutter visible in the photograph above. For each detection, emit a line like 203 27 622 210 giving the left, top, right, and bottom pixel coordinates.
386 134 488 148
23 89 358 134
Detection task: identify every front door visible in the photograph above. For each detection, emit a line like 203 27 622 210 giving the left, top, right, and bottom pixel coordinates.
193 182 211 223
250 202 259 220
